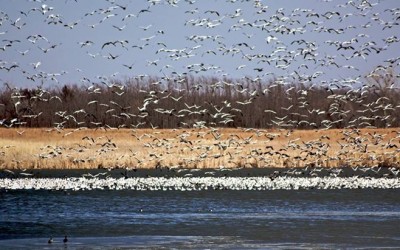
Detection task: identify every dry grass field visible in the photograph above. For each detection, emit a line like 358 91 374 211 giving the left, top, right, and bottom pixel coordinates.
1 127 399 170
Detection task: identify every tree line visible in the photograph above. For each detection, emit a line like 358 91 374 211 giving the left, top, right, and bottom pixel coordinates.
0 71 399 129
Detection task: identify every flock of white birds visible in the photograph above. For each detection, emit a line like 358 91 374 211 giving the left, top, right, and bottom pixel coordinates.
1 176 400 191
0 0 399 90
1 0 400 190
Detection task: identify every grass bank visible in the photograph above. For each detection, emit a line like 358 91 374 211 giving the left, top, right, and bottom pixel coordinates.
0 127 399 170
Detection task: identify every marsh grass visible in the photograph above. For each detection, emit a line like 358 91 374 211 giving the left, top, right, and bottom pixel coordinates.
0 127 399 170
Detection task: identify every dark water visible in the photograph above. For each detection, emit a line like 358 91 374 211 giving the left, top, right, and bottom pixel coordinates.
1 189 400 249
2 166 398 179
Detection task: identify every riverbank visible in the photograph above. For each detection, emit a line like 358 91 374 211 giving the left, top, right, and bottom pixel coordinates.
0 127 399 169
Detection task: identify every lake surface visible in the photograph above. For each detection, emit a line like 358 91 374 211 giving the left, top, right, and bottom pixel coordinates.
1 188 400 249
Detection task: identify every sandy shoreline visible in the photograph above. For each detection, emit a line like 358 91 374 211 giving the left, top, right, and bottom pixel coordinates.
1 127 399 170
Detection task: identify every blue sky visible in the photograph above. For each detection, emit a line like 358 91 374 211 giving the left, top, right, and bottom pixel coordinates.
0 0 399 88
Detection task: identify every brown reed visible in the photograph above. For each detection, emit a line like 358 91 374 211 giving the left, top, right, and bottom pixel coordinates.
0 127 399 170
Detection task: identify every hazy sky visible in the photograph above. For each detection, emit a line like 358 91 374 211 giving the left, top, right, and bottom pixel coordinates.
0 0 399 88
